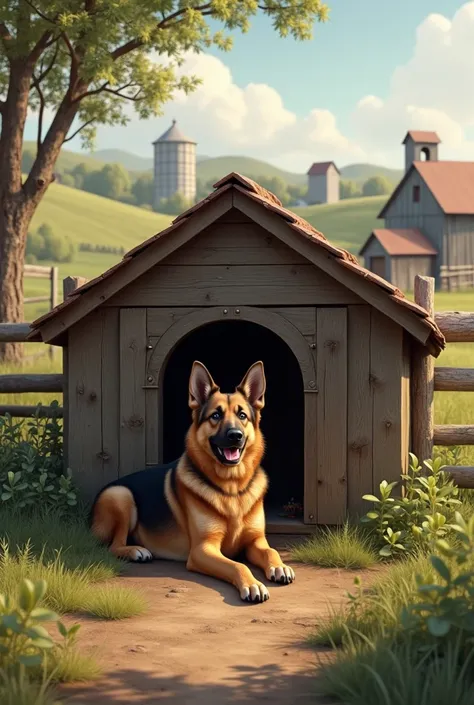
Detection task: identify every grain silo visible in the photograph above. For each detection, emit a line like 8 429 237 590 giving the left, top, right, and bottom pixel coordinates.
152 119 197 209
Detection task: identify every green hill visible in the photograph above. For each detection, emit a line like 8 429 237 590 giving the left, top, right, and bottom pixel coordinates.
196 156 307 186
340 163 402 185
294 195 387 254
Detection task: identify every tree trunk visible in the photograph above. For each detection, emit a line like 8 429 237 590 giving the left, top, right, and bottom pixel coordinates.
0 197 34 363
0 57 83 363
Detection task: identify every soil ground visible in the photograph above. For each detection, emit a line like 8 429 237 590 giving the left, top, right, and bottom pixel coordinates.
61 536 369 704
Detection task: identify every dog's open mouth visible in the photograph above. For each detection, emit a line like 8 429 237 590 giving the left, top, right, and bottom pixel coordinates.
210 441 246 465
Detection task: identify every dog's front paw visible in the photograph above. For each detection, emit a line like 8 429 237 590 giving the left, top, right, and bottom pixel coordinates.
267 565 295 585
240 582 270 603
125 546 153 562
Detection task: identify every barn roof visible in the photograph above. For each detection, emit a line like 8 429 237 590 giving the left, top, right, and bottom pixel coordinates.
307 161 340 176
359 228 438 257
402 131 441 145
29 172 445 355
379 161 474 217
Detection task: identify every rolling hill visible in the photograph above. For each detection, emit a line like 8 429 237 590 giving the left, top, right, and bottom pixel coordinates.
340 163 402 185
294 195 386 254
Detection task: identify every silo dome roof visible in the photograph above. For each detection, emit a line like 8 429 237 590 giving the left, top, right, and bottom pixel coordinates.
153 119 196 144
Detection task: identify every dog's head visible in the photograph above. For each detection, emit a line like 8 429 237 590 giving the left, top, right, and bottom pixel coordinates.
187 360 266 467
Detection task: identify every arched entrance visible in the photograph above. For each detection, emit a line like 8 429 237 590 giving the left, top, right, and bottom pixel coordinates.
162 319 304 515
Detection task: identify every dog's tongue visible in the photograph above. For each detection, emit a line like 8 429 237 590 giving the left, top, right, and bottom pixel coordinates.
224 448 240 462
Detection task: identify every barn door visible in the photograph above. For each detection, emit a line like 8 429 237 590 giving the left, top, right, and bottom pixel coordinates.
315 308 348 524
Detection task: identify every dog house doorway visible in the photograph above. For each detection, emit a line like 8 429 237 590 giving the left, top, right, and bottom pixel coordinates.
162 320 304 520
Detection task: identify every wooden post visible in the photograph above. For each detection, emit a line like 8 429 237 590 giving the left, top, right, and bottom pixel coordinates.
412 275 435 463
63 276 88 300
49 267 59 360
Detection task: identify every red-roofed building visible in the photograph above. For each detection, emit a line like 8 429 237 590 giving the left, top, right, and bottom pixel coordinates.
359 131 474 291
306 161 340 205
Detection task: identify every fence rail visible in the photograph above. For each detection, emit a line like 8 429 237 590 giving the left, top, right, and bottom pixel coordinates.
440 263 474 291
0 274 473 490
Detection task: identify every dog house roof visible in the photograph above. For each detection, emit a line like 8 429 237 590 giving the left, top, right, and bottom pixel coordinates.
29 172 445 354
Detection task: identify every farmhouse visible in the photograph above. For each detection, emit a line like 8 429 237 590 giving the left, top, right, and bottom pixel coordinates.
29 173 444 530
359 131 474 291
306 161 340 205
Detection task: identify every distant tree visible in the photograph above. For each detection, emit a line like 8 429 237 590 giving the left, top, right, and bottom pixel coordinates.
68 163 94 190
132 174 154 206
59 173 76 188
287 184 308 203
25 230 44 260
35 223 75 263
84 164 132 201
21 149 36 175
195 178 215 202
158 192 193 215
340 179 361 199
257 176 291 206
362 176 394 197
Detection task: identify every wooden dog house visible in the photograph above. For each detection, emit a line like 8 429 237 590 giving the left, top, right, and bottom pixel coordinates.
29 173 445 530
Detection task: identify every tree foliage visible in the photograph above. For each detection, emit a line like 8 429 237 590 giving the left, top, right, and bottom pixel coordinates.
362 175 394 197
340 179 360 200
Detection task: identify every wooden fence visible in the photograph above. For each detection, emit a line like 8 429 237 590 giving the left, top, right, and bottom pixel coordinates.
440 264 474 291
24 264 58 361
0 274 473 486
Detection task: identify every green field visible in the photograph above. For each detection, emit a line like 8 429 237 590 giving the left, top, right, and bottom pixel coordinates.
294 195 386 254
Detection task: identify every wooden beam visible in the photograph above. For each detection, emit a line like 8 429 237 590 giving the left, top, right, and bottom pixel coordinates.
0 405 63 418
435 367 474 392
24 296 50 304
435 312 474 343
0 374 63 394
24 264 53 276
411 275 435 462
434 425 474 445
443 466 474 489
0 323 32 342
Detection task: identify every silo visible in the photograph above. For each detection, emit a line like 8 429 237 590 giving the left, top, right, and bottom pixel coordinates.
152 119 197 210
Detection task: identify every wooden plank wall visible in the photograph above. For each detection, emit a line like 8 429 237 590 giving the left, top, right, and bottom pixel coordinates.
316 308 348 524
67 309 119 497
119 309 147 475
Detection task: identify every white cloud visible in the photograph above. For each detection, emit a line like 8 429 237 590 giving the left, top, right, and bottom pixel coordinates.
351 2 474 164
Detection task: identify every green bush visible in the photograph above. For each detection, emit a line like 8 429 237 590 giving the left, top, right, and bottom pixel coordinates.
0 578 81 705
0 405 77 518
361 453 461 557
318 512 474 705
26 224 75 264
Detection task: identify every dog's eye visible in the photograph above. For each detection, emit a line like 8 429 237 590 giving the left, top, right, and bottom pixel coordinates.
210 411 221 421
238 411 247 420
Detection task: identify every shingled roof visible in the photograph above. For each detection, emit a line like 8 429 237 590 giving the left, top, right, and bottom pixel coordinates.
29 172 445 354
403 130 441 145
360 228 438 257
379 161 474 217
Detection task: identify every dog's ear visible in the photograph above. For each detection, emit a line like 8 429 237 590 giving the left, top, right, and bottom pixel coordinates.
189 361 218 409
237 361 266 410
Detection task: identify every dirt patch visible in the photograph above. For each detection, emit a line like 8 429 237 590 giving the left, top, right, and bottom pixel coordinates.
61 536 373 704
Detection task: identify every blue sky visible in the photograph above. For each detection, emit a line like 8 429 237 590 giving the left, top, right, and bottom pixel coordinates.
25 1 474 171
205 0 462 137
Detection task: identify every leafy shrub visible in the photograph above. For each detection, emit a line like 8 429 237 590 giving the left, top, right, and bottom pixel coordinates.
318 513 474 705
0 578 81 704
401 511 474 645
0 405 77 518
361 453 461 557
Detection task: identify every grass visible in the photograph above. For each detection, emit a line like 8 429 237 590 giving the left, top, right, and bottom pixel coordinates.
291 523 378 570
294 195 387 254
318 636 474 705
0 510 147 620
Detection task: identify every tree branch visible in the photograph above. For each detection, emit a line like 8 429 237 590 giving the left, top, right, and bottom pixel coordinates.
23 0 58 26
31 74 45 153
110 3 213 60
71 81 109 103
63 118 95 143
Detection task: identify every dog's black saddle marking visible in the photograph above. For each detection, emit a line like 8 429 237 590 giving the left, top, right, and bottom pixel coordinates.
91 459 180 534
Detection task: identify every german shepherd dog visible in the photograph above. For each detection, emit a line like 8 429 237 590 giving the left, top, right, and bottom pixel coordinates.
90 360 295 603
